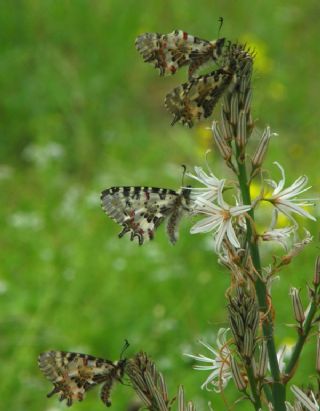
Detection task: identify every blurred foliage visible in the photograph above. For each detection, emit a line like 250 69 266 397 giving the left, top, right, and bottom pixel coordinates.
1 1 319 410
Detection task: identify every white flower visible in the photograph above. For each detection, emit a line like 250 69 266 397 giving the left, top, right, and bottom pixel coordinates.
23 141 65 167
184 328 232 392
264 162 316 223
284 229 313 260
261 225 296 250
186 166 223 202
191 181 251 251
290 385 319 411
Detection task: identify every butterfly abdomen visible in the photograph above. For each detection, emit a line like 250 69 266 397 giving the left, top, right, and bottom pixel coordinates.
166 188 191 244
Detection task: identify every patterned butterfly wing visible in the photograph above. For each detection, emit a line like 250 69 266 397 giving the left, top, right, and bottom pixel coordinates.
38 351 126 407
165 68 233 127
135 30 225 78
101 187 191 245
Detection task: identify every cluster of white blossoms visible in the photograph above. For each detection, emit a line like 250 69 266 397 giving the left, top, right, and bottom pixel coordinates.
185 328 320 411
186 159 316 254
187 166 250 252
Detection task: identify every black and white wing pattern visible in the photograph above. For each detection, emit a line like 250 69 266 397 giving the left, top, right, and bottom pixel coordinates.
101 186 192 245
135 30 225 79
38 351 126 407
165 68 233 127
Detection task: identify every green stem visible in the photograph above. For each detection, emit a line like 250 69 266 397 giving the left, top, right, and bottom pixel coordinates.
284 287 319 380
246 363 262 410
236 152 286 411
262 383 273 404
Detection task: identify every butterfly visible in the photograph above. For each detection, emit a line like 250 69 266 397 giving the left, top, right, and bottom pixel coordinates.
164 67 233 127
38 350 127 407
135 30 225 79
101 186 192 245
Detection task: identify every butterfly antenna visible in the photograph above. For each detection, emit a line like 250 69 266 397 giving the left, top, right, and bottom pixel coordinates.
217 17 224 37
120 339 130 360
181 164 187 186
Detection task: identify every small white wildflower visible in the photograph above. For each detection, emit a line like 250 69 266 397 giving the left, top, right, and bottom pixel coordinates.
0 280 8 295
186 166 223 202
264 162 316 223
23 142 65 167
283 229 313 261
184 328 232 392
9 211 43 230
261 225 296 250
191 181 251 251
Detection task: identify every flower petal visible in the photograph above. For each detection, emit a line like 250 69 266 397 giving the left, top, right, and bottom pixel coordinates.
190 216 222 234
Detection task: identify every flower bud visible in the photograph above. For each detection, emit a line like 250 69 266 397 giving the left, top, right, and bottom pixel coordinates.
222 95 231 114
251 127 271 170
289 287 305 324
178 386 197 411
257 340 268 378
212 121 232 161
244 88 252 113
230 357 247 391
230 92 239 125
126 352 169 411
236 110 247 149
313 256 320 287
221 109 234 142
228 288 259 363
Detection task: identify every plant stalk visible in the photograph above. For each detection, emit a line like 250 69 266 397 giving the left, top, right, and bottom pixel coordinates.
236 151 286 411
246 363 262 410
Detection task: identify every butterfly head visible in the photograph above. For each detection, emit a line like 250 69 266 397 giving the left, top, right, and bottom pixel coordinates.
210 37 226 59
114 339 129 379
113 358 127 381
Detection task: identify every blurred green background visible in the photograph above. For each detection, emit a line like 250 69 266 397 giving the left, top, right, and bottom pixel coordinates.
1 1 320 410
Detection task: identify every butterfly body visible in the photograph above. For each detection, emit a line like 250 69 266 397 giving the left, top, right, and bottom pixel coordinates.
101 186 191 245
38 351 126 407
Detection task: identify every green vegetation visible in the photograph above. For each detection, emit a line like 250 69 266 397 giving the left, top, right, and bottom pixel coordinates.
1 1 319 410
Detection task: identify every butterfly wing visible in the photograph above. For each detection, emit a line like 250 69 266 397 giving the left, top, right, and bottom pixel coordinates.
135 30 225 78
38 351 121 406
165 68 232 127
101 187 190 245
